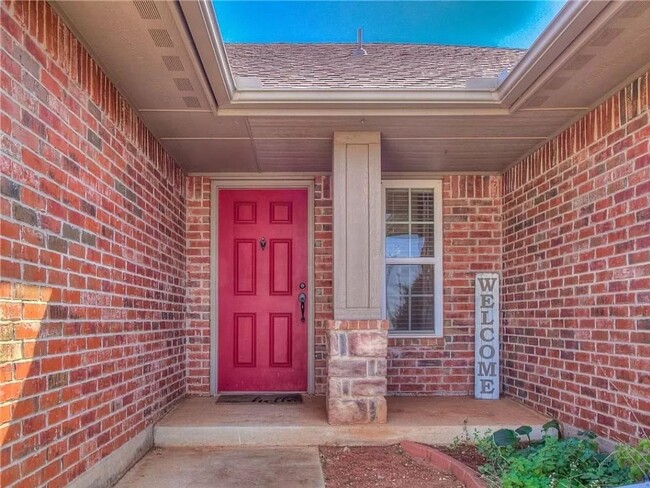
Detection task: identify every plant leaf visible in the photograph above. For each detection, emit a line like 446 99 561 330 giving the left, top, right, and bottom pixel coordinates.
515 426 533 436
493 428 519 447
542 419 560 432
578 430 597 439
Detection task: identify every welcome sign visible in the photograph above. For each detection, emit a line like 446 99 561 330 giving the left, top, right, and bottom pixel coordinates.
475 273 500 399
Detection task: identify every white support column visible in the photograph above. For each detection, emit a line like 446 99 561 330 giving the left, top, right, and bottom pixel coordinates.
332 132 382 320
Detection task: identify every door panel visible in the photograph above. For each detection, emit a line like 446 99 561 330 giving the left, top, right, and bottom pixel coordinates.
218 189 308 392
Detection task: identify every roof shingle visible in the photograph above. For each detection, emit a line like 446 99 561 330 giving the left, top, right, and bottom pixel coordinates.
225 43 526 90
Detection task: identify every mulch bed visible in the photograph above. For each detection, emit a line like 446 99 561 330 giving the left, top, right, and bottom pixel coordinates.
319 445 466 487
434 444 486 473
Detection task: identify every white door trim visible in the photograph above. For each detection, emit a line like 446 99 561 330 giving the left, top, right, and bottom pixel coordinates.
210 179 316 395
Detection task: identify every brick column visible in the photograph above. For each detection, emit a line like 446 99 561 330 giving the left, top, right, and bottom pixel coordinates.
326 320 389 424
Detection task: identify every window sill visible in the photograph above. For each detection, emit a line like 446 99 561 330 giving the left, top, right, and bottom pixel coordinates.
388 333 443 339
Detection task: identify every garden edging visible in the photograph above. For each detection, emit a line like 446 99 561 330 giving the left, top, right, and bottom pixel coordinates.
400 441 488 488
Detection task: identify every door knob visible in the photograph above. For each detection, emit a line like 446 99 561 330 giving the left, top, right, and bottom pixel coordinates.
298 292 306 322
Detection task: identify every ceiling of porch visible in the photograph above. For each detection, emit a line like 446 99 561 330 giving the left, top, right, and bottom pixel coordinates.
53 1 650 174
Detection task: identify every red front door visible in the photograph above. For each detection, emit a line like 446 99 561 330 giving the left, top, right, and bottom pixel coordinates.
218 189 308 392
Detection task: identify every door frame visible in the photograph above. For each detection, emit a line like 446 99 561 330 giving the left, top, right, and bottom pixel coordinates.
210 177 316 395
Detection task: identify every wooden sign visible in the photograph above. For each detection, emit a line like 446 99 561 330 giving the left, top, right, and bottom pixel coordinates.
475 273 499 399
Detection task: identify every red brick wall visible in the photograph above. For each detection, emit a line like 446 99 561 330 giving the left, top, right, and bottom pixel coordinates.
387 175 502 395
184 176 333 394
313 176 333 394
502 72 649 443
184 175 501 397
0 2 186 486
185 177 211 394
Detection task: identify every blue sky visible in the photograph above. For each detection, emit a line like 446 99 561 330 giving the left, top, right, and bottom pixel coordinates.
212 1 566 49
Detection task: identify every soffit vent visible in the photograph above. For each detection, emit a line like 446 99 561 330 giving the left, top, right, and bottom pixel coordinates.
544 77 570 91
149 29 174 48
173 78 194 91
183 96 201 108
162 55 184 72
133 0 160 20
589 28 623 47
563 53 595 71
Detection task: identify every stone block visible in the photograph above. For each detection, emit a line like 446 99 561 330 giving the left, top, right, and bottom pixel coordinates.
326 332 339 356
368 359 387 376
326 331 348 356
327 378 351 397
327 399 368 425
351 378 387 397
348 332 388 357
328 358 367 377
369 397 387 423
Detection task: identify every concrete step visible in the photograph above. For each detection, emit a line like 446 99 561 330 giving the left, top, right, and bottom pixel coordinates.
154 396 550 447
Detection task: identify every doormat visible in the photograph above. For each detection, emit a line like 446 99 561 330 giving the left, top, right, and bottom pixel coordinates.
216 394 303 404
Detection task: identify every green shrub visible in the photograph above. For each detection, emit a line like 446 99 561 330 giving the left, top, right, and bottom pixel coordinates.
614 439 650 482
476 423 639 488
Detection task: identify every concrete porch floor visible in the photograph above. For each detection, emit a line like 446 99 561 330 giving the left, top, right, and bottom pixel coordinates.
154 396 549 447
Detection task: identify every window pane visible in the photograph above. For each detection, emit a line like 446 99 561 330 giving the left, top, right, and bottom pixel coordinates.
411 223 435 257
409 264 434 295
385 188 409 222
385 224 410 258
386 264 435 332
411 296 435 331
385 264 411 331
411 189 435 222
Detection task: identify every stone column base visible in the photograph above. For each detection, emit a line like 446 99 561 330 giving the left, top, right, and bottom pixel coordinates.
325 320 389 425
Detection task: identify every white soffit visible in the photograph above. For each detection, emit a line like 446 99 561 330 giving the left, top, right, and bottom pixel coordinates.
54 0 215 113
161 139 258 173
139 112 249 139
382 139 538 172
253 139 332 173
246 112 576 140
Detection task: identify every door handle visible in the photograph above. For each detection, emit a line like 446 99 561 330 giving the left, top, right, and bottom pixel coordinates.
298 292 306 323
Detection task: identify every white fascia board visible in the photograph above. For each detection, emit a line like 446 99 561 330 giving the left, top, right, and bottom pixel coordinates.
178 0 236 106
215 107 511 117
230 88 499 104
497 0 611 107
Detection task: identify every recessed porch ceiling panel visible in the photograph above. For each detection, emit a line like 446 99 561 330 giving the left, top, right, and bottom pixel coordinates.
381 139 536 172
253 139 332 173
139 113 249 139
53 1 211 111
247 111 577 140
522 2 650 109
161 140 257 173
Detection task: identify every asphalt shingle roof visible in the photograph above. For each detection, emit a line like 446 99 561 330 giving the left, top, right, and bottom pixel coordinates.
225 43 527 90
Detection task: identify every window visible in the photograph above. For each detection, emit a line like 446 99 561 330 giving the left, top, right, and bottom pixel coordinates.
382 181 443 336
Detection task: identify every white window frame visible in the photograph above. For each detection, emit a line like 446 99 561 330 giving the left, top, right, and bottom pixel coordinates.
381 180 443 337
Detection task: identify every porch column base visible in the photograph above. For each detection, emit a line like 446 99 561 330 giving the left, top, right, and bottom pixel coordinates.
325 320 389 425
